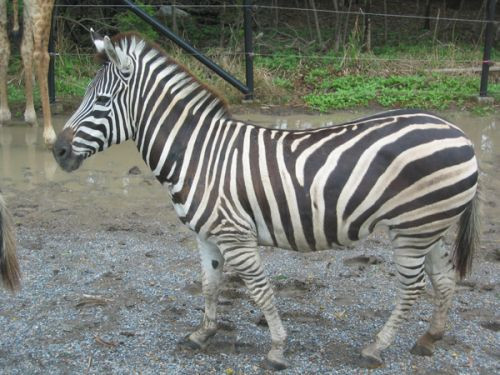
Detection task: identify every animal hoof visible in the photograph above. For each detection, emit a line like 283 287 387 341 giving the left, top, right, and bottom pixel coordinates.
24 111 37 126
43 127 57 148
0 110 11 123
359 354 384 369
178 335 203 350
262 357 289 371
410 343 433 356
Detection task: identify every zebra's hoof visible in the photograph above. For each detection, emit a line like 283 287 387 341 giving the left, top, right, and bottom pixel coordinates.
178 335 203 350
359 353 384 369
410 342 433 357
262 357 289 371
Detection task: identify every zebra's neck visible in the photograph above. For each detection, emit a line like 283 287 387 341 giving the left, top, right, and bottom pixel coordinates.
131 58 229 186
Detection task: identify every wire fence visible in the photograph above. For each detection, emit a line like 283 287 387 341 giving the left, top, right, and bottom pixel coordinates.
52 3 497 24
4 2 494 64
5 1 499 97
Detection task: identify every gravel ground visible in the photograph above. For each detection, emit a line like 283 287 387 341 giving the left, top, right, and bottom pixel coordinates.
0 114 499 374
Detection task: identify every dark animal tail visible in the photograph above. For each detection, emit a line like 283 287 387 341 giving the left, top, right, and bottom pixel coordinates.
0 194 21 292
453 189 480 280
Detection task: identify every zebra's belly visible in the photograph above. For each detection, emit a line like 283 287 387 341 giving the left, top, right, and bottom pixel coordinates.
255 220 371 252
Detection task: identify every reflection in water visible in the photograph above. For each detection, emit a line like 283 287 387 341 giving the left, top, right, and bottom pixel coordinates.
0 125 57 184
0 112 498 199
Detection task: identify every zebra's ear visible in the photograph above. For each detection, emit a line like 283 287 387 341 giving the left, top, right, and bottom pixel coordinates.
102 36 133 74
90 28 105 53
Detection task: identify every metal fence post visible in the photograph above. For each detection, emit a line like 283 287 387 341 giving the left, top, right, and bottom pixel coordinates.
244 0 254 100
479 0 497 97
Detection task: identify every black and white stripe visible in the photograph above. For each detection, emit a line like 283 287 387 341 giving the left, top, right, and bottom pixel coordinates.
55 33 480 368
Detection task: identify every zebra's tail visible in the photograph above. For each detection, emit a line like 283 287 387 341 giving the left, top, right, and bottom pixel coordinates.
0 195 20 292
453 188 480 280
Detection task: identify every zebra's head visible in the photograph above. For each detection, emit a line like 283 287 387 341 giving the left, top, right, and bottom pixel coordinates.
53 30 135 172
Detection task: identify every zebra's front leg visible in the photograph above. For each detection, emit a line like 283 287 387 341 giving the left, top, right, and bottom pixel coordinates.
218 239 289 370
187 238 224 349
361 250 427 368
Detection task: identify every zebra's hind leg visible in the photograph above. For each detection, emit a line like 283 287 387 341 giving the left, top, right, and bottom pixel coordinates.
361 237 430 368
217 238 288 370
411 239 455 356
187 238 224 349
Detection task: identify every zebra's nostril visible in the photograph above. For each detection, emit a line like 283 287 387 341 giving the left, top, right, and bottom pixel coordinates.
54 142 70 160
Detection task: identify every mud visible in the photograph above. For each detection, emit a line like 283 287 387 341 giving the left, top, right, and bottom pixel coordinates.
0 109 498 374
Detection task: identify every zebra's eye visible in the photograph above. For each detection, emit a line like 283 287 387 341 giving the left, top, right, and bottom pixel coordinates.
95 95 111 106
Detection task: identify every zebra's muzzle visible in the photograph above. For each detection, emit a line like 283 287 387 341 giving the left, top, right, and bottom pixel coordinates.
53 128 83 172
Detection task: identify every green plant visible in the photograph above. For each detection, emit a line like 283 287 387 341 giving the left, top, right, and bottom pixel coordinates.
113 1 158 40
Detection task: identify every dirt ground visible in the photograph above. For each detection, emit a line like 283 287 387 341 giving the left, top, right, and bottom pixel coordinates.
0 109 498 374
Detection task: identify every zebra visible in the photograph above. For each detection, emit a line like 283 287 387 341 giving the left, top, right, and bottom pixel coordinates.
0 192 20 292
52 31 479 370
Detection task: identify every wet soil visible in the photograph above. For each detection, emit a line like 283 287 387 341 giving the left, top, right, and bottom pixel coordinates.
0 110 498 374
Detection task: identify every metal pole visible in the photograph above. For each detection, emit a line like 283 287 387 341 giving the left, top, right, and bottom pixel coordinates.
244 0 254 100
479 0 496 97
121 0 251 96
48 4 56 104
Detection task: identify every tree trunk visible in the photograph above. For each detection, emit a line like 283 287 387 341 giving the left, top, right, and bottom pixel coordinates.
172 0 178 35
273 0 279 29
433 7 440 45
476 0 488 47
310 0 323 46
333 0 341 52
362 0 371 52
304 0 314 40
424 0 432 30
383 0 388 43
342 0 353 47
451 0 465 42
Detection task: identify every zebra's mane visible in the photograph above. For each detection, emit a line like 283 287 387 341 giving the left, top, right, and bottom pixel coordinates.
98 32 230 115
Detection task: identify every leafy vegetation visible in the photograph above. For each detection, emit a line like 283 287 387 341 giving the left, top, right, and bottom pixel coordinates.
4 1 498 113
303 74 495 111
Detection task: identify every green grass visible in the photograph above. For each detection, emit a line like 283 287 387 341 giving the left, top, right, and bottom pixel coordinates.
6 55 94 105
303 74 496 111
6 39 497 114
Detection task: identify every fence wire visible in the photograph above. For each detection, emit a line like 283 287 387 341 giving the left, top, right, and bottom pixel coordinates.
52 3 498 25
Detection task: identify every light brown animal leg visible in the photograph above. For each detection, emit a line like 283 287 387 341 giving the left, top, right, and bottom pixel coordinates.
21 4 37 126
0 0 11 123
411 240 455 356
32 1 56 147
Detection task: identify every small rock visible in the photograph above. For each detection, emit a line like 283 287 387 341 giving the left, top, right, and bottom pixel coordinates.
120 331 136 337
128 166 142 175
480 321 500 332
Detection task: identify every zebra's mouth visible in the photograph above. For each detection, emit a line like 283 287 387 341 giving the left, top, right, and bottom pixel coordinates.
52 128 84 172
